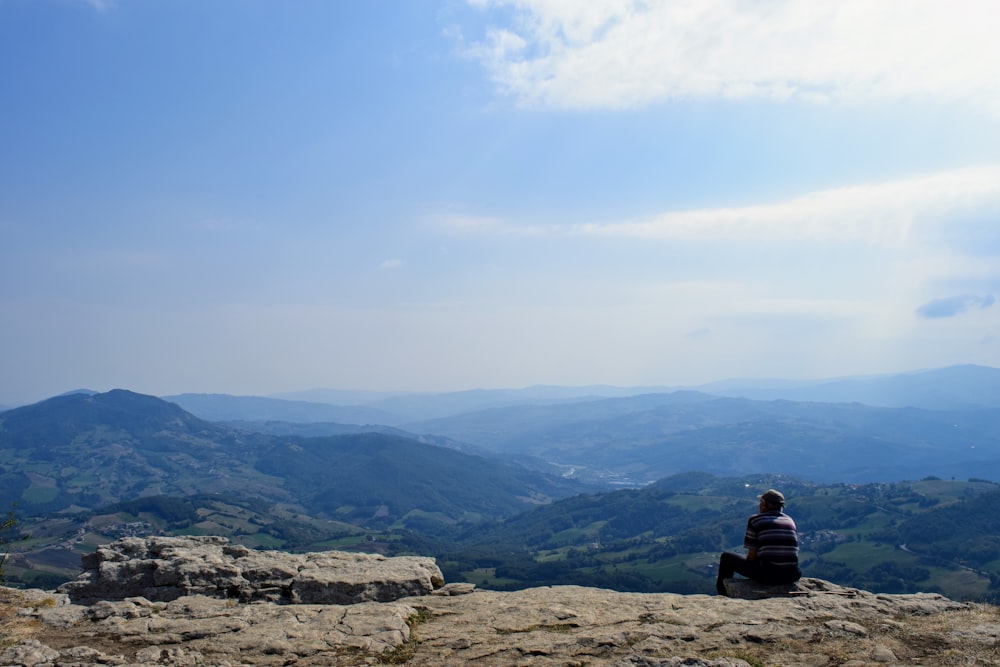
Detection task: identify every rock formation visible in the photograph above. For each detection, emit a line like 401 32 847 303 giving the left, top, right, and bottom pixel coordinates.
1 536 996 667
56 535 444 604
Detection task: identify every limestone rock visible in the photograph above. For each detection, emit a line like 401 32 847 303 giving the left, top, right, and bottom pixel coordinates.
3 537 994 667
57 535 444 604
0 639 59 667
10 577 980 666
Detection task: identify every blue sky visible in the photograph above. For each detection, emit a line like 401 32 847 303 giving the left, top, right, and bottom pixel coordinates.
2 0 999 405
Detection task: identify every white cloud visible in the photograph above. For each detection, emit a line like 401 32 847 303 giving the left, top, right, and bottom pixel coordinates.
577 166 1000 247
466 0 1000 112
378 258 403 270
443 166 1000 249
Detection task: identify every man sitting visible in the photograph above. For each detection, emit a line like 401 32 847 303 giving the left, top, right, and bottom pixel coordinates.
716 488 801 596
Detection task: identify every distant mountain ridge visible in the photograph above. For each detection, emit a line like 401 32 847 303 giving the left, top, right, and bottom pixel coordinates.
166 372 1000 487
166 365 1000 426
696 364 1000 409
317 385 677 421
0 390 585 523
5 364 994 418
404 391 1000 484
6 365 999 493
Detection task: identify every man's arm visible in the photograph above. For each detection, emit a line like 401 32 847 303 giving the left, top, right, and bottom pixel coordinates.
746 548 757 561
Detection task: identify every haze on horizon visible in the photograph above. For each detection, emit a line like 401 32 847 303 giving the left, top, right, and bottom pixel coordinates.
2 0 999 407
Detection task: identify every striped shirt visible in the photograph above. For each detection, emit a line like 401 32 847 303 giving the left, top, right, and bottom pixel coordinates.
745 510 799 567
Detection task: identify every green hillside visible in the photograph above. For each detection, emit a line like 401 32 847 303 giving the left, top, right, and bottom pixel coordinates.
0 390 280 514
255 432 579 528
435 473 1000 601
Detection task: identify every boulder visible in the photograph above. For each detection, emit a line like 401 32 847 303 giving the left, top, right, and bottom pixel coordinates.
57 535 444 604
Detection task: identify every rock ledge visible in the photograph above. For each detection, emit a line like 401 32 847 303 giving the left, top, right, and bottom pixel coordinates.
2 537 995 667
56 535 444 604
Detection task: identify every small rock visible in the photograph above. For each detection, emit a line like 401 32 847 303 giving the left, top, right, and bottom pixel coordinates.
87 599 151 620
432 582 476 596
871 644 897 662
133 646 208 666
824 619 869 636
0 639 60 667
57 645 125 665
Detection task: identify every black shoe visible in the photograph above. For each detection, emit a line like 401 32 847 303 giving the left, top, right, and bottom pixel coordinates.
716 579 727 596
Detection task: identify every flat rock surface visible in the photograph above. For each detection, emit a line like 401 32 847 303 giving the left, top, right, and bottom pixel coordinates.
56 536 444 605
4 578 995 666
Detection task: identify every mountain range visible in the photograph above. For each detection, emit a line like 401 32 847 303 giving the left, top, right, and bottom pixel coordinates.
0 390 586 525
5 366 1000 504
158 366 1000 486
157 364 1000 425
407 392 1000 484
695 364 1000 409
3 364 1000 597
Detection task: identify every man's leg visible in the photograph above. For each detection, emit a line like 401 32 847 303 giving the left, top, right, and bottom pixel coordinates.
717 552 766 595
717 552 746 595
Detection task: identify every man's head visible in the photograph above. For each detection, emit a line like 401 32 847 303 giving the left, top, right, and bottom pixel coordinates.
758 489 785 510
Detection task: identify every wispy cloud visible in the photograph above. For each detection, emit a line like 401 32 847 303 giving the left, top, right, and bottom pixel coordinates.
443 166 1000 249
466 0 1000 112
917 294 996 319
577 166 1000 247
378 259 403 271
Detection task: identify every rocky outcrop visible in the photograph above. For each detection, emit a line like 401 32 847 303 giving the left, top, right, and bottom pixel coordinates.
5 579 985 666
1 538 994 667
56 536 444 604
